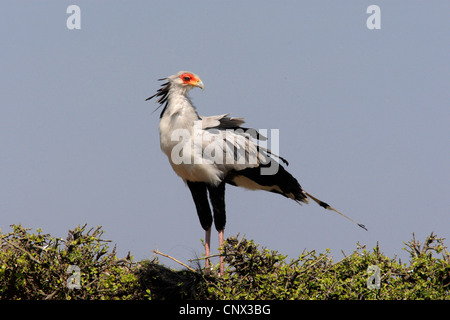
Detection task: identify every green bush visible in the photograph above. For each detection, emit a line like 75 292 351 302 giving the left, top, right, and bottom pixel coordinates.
1 224 448 300
204 234 449 299
0 224 140 299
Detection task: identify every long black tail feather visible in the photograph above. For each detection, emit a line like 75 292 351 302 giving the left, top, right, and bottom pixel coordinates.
226 161 367 231
302 191 368 231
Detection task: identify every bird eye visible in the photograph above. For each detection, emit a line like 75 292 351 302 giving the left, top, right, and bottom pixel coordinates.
183 76 191 81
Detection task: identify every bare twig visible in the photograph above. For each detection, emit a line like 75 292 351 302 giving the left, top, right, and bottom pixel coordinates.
188 253 223 262
152 249 197 273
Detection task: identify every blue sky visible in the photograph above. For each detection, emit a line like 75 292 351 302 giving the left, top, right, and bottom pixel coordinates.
1 1 449 269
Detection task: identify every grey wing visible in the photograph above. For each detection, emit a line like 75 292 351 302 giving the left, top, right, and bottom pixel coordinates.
200 114 245 130
198 114 288 168
200 114 267 141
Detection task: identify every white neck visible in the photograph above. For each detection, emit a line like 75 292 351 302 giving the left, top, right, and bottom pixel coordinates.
162 86 199 122
159 85 200 157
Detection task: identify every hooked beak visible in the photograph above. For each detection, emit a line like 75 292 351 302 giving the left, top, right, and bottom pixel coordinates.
195 79 204 90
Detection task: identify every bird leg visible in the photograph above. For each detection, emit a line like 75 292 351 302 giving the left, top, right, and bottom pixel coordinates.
204 228 212 273
206 181 226 276
218 229 224 276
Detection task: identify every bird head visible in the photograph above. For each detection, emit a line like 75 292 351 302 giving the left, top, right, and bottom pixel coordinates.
167 71 204 91
145 71 204 116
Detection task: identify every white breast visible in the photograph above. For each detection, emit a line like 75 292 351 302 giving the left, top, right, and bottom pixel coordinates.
159 96 225 185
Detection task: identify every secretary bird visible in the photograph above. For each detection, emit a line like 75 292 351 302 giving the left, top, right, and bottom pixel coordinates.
146 71 367 275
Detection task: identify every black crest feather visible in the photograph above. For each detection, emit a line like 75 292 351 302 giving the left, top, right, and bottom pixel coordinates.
146 79 171 118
